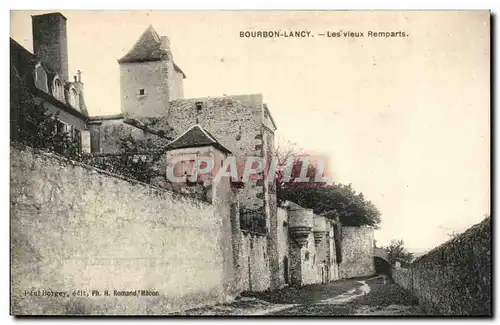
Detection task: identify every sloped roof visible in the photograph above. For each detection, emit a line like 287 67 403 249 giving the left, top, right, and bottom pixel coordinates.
118 25 186 78
11 38 39 89
283 200 307 211
167 125 231 154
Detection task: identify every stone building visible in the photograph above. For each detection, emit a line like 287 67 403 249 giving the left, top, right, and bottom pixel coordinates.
156 123 346 289
86 25 285 291
281 201 342 286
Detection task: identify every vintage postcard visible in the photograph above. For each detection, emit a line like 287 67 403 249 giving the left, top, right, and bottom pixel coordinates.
9 10 491 316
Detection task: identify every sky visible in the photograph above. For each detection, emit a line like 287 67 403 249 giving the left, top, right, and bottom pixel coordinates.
10 10 490 252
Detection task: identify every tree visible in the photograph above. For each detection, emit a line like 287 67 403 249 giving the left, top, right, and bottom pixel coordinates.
274 143 382 228
447 231 460 240
274 141 328 206
383 239 414 267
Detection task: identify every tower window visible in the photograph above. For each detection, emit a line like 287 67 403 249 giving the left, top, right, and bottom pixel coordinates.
139 88 146 96
195 102 203 111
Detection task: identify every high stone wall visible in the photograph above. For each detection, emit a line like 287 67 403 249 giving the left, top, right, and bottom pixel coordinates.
340 226 375 279
168 95 266 211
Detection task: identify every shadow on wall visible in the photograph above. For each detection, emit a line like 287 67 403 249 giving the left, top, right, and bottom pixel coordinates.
10 145 235 315
374 256 392 277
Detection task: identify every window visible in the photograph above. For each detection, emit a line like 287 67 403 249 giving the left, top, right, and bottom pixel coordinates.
139 88 146 96
52 78 64 101
195 102 203 111
55 120 69 135
239 208 267 235
56 121 64 135
69 88 79 109
173 159 195 179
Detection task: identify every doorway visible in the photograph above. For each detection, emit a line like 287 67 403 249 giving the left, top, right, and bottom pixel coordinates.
283 256 289 284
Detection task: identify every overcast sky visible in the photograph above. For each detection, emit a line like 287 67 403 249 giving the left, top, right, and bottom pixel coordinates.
10 10 490 252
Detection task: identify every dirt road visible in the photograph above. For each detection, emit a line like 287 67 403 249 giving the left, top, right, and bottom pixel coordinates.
173 275 424 316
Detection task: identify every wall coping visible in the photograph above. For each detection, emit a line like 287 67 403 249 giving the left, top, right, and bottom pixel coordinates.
10 142 211 207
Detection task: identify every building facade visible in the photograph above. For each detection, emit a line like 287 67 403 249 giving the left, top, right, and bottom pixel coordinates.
10 13 91 153
10 13 376 298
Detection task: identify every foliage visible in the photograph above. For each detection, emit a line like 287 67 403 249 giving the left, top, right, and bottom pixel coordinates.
333 222 343 263
275 142 382 228
283 183 382 228
10 65 82 158
10 64 167 184
383 239 414 267
274 141 328 206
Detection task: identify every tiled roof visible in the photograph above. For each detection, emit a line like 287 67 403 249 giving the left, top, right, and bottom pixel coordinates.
167 125 231 153
117 25 186 78
118 25 165 63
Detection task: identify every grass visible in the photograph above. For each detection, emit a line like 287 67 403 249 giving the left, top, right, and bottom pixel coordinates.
352 283 420 307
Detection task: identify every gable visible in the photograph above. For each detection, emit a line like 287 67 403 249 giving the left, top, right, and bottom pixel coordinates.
167 125 231 154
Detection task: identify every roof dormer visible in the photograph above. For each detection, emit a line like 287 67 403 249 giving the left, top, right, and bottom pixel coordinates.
68 86 79 110
52 75 64 102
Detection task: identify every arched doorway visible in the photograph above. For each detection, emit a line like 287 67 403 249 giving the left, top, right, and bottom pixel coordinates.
374 256 392 276
283 256 289 284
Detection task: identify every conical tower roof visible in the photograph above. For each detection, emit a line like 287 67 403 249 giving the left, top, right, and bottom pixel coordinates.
118 25 186 77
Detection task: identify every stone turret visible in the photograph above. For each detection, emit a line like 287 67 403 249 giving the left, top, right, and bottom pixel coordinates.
118 25 186 117
287 202 313 247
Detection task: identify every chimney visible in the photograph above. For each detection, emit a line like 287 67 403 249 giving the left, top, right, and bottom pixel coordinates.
160 36 171 51
32 12 69 81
